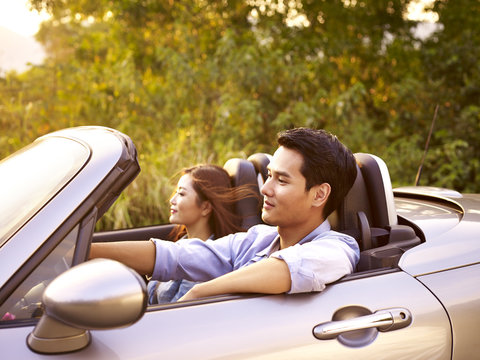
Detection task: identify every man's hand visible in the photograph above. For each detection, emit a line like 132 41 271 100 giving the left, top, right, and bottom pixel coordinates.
178 257 291 301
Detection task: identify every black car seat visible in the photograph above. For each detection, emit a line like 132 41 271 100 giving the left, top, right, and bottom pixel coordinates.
232 152 420 271
247 153 272 187
223 158 263 229
328 153 421 271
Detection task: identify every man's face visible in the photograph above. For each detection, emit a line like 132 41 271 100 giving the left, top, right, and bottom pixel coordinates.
261 146 317 228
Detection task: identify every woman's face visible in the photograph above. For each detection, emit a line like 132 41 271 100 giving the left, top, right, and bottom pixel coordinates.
169 174 206 227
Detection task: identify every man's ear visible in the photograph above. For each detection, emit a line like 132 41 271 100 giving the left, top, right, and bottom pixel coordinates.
311 183 331 208
201 201 213 217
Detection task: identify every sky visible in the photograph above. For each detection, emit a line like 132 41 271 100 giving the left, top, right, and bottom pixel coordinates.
0 0 50 37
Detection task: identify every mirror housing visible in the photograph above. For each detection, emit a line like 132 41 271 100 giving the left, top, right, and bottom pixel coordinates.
27 258 147 354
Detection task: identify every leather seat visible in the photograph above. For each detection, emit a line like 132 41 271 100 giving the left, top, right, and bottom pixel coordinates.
329 153 421 271
227 152 420 271
247 153 272 188
223 158 263 229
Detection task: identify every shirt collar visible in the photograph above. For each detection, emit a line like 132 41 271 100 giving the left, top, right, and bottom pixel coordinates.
256 219 331 258
298 219 331 245
182 233 215 240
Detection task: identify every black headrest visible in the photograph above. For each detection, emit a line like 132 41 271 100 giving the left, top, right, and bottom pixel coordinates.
355 153 397 228
328 153 397 251
328 162 370 234
223 158 263 229
247 153 272 183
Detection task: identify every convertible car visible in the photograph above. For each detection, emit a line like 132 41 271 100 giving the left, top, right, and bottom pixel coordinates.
0 126 479 359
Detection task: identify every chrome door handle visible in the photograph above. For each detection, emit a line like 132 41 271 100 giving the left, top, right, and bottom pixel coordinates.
313 308 412 340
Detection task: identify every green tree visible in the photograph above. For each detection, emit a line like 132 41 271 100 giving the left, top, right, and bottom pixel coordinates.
419 0 480 191
1 0 478 228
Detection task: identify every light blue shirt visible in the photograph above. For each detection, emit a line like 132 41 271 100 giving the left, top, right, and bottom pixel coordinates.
151 220 360 294
148 278 196 304
148 234 214 304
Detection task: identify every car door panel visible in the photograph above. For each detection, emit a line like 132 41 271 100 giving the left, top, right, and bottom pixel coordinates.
96 271 450 359
417 263 480 360
92 224 176 243
1 270 451 359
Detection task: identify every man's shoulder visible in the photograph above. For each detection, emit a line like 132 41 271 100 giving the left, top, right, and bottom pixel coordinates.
246 224 278 237
316 229 355 241
310 229 360 252
232 224 278 246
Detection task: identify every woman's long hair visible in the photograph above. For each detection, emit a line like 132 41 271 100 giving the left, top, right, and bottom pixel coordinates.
170 164 260 240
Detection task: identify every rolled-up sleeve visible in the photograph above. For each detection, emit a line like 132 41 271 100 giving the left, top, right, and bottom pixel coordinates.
271 234 359 294
151 239 181 281
150 232 250 282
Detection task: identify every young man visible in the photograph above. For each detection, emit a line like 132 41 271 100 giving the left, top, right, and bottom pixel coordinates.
90 128 359 301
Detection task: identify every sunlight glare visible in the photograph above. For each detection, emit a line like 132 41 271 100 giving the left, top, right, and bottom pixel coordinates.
406 0 439 22
0 0 50 36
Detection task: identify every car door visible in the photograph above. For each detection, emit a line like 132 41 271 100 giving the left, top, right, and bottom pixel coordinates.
1 268 451 359
102 270 451 359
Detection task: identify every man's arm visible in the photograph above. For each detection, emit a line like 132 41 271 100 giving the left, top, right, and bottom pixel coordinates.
89 241 155 276
178 257 291 301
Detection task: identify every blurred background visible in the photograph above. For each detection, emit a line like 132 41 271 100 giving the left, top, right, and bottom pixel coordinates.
1 0 479 230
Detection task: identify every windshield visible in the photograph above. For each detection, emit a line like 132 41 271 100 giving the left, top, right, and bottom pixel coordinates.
0 137 90 245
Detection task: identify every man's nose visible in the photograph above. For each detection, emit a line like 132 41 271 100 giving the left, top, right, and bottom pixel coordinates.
260 177 272 196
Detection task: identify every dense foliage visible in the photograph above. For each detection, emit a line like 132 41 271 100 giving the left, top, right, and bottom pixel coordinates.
1 0 479 229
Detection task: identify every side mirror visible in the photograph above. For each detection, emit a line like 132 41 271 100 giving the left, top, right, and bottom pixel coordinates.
27 259 147 354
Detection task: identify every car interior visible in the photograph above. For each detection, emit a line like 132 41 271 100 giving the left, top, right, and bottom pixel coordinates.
92 152 423 274
223 158 263 229
244 152 422 272
327 153 422 271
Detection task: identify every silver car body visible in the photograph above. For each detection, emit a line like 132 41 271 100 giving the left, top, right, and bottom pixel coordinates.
0 127 479 359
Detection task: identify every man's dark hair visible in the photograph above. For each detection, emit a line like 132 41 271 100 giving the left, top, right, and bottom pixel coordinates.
277 128 357 218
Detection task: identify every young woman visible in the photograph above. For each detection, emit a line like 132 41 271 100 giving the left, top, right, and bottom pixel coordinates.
148 164 258 304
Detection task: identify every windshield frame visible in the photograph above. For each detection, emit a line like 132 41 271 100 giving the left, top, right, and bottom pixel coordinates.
0 137 90 246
